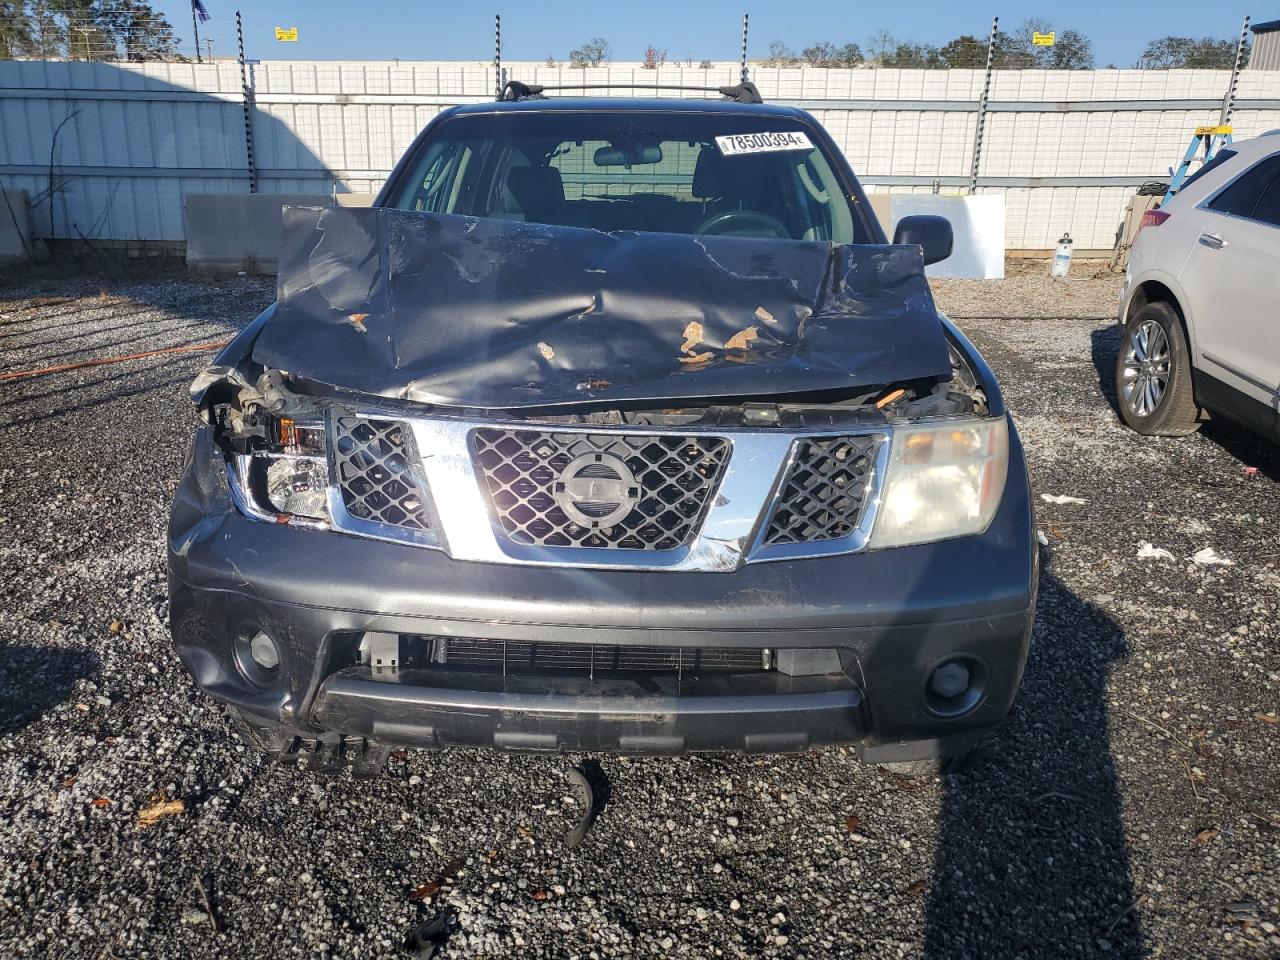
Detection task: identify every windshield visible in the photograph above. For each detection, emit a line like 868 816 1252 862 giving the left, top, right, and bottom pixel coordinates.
386 110 870 243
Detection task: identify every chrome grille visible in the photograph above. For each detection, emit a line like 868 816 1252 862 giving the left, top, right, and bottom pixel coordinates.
331 414 432 531
438 638 769 676
764 436 880 545
470 429 730 551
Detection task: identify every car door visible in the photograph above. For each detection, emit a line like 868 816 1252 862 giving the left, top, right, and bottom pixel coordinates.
1179 152 1280 408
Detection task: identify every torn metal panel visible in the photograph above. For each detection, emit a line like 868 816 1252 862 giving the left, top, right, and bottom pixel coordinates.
253 206 952 409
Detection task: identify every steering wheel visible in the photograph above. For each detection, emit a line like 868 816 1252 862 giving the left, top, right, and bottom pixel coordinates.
694 209 791 239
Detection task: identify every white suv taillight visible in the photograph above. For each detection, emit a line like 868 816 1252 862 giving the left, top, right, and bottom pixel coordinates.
1135 209 1170 239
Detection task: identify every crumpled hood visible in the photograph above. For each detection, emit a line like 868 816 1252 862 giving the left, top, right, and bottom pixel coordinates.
251 206 952 408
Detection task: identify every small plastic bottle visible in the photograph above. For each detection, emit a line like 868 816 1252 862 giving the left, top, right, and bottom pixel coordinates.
1050 232 1073 279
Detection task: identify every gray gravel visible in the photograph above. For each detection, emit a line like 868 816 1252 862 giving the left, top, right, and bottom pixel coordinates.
0 265 1276 959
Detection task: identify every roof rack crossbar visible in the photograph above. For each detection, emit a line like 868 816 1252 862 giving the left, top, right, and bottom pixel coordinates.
499 80 763 105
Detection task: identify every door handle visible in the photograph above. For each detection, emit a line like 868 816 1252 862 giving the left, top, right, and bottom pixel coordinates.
1198 232 1227 249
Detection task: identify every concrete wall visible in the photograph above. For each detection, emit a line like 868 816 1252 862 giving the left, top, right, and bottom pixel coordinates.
3 59 1280 252
0 188 34 264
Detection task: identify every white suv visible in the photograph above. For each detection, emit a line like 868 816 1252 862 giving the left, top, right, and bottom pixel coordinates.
1118 133 1280 441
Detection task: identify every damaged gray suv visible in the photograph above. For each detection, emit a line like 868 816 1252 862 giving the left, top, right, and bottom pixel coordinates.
169 83 1036 776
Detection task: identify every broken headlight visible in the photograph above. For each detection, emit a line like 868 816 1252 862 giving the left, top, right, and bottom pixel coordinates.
232 418 331 524
869 416 1009 549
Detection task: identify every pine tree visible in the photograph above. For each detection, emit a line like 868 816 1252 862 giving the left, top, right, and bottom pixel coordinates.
0 1 36 58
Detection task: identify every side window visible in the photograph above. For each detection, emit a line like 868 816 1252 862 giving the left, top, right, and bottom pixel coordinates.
1208 155 1280 220
1249 174 1280 228
404 140 470 213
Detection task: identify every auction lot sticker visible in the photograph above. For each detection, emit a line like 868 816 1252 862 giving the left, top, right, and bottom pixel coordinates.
715 131 814 156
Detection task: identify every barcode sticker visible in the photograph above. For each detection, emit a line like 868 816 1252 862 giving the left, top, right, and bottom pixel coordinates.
715 131 814 156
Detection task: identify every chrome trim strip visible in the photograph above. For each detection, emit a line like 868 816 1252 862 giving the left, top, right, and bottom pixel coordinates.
225 409 1001 573
749 435 891 563
1201 351 1280 397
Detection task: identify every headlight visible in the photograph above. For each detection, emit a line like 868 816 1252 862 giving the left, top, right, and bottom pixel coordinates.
262 455 328 518
869 416 1009 549
229 418 332 524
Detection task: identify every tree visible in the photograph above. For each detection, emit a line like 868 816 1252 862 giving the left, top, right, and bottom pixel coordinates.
939 34 990 69
642 44 666 70
881 42 940 68
764 40 798 67
797 41 861 68
26 0 67 57
0 1 35 58
1008 19 1094 69
1138 36 1236 69
102 0 179 61
569 37 611 68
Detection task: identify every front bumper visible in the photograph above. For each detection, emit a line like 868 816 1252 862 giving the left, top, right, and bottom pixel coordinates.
168 425 1037 761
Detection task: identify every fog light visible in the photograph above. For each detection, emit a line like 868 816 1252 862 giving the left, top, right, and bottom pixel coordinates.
249 631 280 670
924 656 988 718
929 661 970 699
233 629 281 687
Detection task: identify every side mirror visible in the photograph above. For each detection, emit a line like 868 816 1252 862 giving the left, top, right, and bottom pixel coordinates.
893 215 953 266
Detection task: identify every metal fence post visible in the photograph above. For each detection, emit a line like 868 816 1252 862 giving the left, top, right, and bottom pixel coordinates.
236 11 257 194
740 13 750 84
494 14 502 99
968 15 998 195
1219 15 1251 128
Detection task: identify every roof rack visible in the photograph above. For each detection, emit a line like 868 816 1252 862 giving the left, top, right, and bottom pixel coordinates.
499 80 764 105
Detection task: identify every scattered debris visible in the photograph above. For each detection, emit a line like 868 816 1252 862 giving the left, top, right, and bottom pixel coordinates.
1190 548 1234 567
409 858 464 901
402 907 459 960
905 880 927 896
191 873 220 933
1036 530 1049 546
564 766 599 849
1040 494 1088 505
108 619 124 634
845 814 861 833
90 797 112 809
875 387 906 410
530 889 549 901
537 342 555 361
1243 466 1258 476
1192 828 1219 845
137 798 185 828
1256 713 1278 725
1137 541 1175 561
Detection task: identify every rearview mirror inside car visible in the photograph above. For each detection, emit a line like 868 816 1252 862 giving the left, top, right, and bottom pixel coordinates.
594 144 663 166
894 215 954 266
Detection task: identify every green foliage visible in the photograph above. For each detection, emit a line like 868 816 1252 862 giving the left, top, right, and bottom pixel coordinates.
569 37 611 69
1 0 179 60
1138 36 1237 69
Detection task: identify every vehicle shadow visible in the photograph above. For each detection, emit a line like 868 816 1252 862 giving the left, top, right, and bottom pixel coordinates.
925 563 1142 957
1090 324 1123 416
1091 326 1280 480
0 644 101 738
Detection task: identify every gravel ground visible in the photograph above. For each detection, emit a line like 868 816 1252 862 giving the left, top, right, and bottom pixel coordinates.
0 265 1276 959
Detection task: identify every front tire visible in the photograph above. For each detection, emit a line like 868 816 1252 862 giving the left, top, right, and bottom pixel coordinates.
1115 302 1200 436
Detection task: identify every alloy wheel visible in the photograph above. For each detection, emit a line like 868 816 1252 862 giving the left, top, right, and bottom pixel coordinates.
1120 319 1172 418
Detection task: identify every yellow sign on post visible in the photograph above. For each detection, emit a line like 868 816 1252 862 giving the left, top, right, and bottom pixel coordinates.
274 26 298 42
1032 31 1055 46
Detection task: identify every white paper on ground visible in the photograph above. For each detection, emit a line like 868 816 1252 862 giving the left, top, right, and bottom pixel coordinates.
1137 541 1175 560
1190 547 1234 566
1041 493 1089 505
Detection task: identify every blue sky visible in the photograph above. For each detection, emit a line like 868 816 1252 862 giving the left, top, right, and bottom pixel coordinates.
158 1 1253 68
